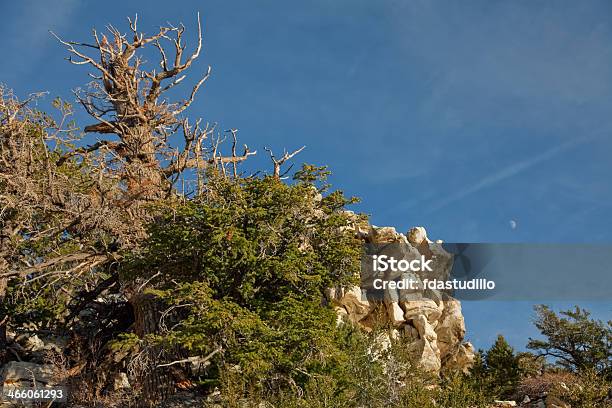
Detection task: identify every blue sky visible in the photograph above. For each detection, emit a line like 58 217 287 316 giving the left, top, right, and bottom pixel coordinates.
1 0 610 350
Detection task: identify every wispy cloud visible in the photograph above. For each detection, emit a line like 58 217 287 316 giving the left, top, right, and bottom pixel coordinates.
387 1 612 133
426 136 595 213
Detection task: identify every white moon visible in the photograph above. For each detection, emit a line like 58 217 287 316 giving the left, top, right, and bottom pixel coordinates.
509 220 517 230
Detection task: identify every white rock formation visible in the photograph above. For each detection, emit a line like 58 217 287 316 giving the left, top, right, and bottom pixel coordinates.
329 225 475 374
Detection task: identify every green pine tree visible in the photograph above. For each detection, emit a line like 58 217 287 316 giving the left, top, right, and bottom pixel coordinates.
528 305 612 379
484 335 521 398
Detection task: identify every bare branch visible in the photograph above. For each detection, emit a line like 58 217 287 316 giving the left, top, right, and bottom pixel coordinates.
170 66 211 116
0 253 111 279
265 146 306 178
227 128 239 179
56 140 122 166
156 346 222 368
163 142 256 177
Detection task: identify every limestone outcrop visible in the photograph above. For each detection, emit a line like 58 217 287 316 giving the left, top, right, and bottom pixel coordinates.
328 224 475 374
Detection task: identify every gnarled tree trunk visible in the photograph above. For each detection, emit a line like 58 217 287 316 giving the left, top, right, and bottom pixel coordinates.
0 276 8 365
132 293 175 407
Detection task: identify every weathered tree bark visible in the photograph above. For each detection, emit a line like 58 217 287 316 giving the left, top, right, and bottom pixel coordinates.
132 293 175 407
0 321 8 365
123 127 176 406
0 276 8 365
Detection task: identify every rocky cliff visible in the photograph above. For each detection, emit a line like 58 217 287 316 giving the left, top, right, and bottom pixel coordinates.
327 223 475 374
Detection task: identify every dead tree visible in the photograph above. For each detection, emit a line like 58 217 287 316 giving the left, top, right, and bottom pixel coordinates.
265 146 305 179
52 15 256 405
52 13 255 201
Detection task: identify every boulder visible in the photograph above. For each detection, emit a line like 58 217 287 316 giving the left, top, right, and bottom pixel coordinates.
403 323 420 341
401 299 442 323
435 299 467 358
412 315 437 342
441 342 475 374
426 242 454 281
330 286 371 323
14 333 66 359
22 335 45 352
407 339 441 372
112 372 131 391
493 401 516 407
408 226 434 259
369 226 400 244
407 226 428 246
386 302 405 326
1 361 56 387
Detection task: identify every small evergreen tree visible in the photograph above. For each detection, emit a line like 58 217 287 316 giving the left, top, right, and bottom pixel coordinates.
469 335 521 399
120 168 364 394
528 305 611 378
485 335 521 397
